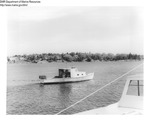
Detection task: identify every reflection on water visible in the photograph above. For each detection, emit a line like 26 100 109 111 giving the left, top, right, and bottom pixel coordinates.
7 61 143 114
39 83 72 107
58 84 72 107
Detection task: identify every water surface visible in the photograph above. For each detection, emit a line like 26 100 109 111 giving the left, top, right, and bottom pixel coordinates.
7 61 143 114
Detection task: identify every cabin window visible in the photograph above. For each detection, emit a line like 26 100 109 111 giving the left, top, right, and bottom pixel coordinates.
65 70 70 78
77 74 79 76
59 69 70 78
127 80 143 96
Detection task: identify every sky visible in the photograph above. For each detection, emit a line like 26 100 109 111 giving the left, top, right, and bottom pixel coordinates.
7 6 143 56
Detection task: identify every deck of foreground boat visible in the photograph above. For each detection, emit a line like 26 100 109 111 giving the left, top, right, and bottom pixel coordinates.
75 74 143 115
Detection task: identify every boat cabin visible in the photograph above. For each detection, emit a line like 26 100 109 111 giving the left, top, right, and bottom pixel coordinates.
76 74 143 115
118 74 143 110
57 67 86 78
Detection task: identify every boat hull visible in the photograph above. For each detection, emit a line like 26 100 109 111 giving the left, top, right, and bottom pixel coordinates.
40 73 94 84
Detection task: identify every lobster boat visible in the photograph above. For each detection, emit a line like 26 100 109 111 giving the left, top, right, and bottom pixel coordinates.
39 67 94 84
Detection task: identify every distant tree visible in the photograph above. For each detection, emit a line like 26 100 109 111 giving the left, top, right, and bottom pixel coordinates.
70 52 76 57
90 54 97 60
106 53 115 61
77 53 86 62
72 55 79 62
63 54 73 62
53 54 61 61
94 53 102 61
128 53 133 60
86 56 92 62
101 53 107 61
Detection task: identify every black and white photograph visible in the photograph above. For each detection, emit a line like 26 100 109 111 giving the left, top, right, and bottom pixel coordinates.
6 5 144 115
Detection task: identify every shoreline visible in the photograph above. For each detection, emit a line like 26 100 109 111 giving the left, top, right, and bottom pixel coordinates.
7 60 143 65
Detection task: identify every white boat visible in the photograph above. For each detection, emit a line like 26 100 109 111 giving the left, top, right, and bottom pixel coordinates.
39 67 94 84
76 74 143 115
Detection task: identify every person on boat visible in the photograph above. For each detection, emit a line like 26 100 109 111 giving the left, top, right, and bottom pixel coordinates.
65 70 70 78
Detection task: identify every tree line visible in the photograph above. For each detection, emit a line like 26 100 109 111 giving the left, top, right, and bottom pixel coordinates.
8 52 144 63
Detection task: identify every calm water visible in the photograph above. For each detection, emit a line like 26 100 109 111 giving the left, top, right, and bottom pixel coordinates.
7 61 143 114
